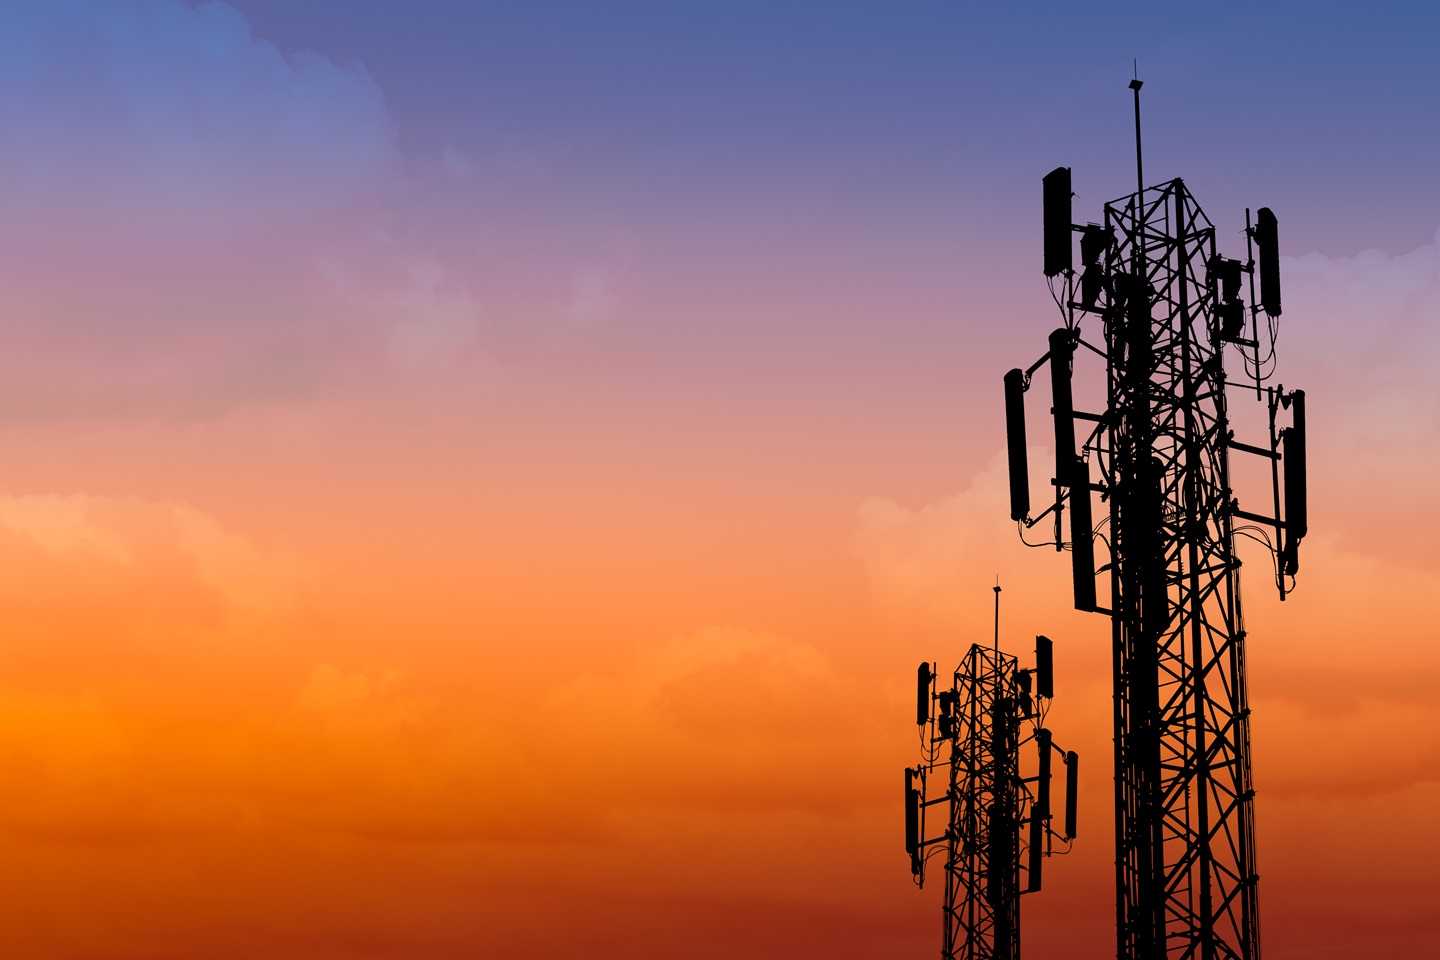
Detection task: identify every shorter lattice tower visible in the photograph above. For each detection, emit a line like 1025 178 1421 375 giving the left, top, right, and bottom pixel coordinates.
905 587 1080 960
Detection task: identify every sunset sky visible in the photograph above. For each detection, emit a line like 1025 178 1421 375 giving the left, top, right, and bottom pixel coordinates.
0 2 1436 956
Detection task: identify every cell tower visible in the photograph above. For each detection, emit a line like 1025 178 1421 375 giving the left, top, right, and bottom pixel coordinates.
905 588 1079 960
1003 80 1308 959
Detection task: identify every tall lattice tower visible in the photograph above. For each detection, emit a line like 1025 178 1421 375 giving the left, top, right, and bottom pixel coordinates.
906 608 1079 960
1002 80 1308 959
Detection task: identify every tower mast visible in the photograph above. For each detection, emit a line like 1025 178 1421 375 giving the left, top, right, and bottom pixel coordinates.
1004 79 1308 959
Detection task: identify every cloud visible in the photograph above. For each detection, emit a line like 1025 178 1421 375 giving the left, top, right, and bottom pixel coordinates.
0 492 309 642
320 248 489 375
0 493 588 848
0 0 397 226
1281 228 1440 566
544 625 897 817
440 146 472 180
0 495 890 853
850 447 1088 641
0 2 638 422
0 1 405 419
0 493 307 845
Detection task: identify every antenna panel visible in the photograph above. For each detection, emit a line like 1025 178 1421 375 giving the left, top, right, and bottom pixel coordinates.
1069 456 1096 612
1005 368 1030 520
1034 635 1053 699
1049 329 1076 486
1256 207 1281 316
1064 751 1079 840
1043 167 1073 277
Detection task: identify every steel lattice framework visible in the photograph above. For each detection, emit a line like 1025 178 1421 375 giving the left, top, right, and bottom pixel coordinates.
943 644 1022 960
1098 178 1259 959
1006 84 1307 960
908 635 1078 960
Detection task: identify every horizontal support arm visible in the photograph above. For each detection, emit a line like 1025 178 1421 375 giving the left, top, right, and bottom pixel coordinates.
1228 437 1279 460
1231 506 1285 529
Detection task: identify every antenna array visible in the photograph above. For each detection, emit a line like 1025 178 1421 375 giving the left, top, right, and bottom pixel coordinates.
1003 80 1308 959
906 633 1078 960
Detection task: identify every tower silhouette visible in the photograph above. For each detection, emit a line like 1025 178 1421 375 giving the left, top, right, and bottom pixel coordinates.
907 592 1079 960
1003 80 1307 959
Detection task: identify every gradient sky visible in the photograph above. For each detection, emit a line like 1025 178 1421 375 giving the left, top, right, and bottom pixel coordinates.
0 2 1436 957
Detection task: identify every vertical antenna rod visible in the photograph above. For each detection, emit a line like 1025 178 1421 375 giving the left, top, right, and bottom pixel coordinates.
994 580 1002 656
1130 72 1144 196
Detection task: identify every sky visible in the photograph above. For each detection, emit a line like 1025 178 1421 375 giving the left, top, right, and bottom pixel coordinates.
0 1 1435 956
